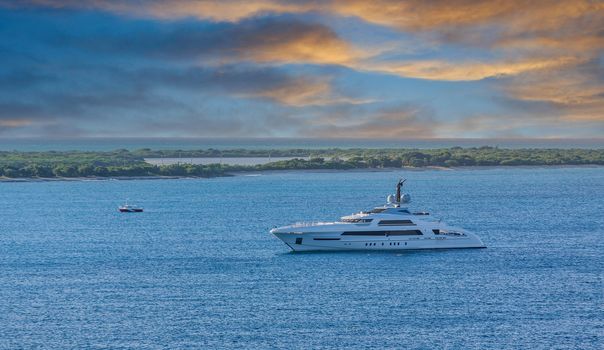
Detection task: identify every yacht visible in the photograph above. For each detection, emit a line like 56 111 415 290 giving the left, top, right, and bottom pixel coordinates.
270 179 485 252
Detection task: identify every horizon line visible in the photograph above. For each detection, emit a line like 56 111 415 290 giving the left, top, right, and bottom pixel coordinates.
3 136 604 141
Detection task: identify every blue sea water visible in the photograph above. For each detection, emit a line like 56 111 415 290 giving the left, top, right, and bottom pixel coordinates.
0 167 602 349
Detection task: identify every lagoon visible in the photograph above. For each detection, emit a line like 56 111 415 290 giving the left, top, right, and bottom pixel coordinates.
0 167 602 349
145 156 310 166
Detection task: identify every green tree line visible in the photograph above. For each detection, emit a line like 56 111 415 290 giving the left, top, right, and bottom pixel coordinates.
1 147 603 178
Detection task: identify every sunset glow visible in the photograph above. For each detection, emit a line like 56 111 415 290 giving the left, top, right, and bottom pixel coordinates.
0 0 602 138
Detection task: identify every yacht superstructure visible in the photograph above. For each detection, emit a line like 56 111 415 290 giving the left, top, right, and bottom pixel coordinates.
270 179 485 252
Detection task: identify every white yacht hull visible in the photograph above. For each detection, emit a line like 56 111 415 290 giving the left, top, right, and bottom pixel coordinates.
271 180 486 252
272 231 485 252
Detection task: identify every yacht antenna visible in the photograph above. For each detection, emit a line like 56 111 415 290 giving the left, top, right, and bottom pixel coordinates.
396 178 406 203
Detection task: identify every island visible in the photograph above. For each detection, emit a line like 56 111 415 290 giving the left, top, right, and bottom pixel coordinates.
1 147 603 179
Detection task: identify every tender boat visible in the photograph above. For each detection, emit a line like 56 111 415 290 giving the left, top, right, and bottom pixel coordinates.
270 179 485 252
118 204 143 212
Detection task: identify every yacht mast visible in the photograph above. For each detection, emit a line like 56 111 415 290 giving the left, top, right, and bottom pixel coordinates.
396 178 406 204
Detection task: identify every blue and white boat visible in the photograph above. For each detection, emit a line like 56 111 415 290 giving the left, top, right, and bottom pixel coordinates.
271 179 485 252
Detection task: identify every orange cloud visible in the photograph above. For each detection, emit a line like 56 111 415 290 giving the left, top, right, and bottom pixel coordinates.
227 22 357 65
7 1 600 69
507 78 603 107
240 77 373 107
10 1 602 51
329 0 604 48
4 0 602 115
83 0 602 53
500 61 604 123
441 112 604 138
360 56 583 81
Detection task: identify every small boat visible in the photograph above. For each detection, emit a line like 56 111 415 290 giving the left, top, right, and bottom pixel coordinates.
118 204 143 212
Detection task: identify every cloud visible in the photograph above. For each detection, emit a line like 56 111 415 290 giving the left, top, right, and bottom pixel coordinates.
0 61 370 136
0 10 366 106
331 0 602 81
1 1 602 138
330 1 593 29
133 65 369 106
445 112 604 138
360 56 583 81
324 1 604 55
131 0 312 22
201 18 357 65
6 1 600 79
6 8 359 66
0 118 33 134
129 110 306 138
0 0 312 21
497 60 604 124
0 119 31 127
309 104 436 138
502 61 604 106
14 1 601 52
0 102 74 136
446 114 535 138
51 8 584 83
241 78 373 107
0 7 372 137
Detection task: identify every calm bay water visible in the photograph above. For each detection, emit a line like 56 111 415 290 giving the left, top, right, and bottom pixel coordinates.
0 168 602 349
144 156 310 166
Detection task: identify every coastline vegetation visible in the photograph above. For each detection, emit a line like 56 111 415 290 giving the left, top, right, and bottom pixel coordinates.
0 147 603 179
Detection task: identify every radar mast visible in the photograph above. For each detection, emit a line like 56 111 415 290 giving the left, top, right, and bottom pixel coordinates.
396 178 406 205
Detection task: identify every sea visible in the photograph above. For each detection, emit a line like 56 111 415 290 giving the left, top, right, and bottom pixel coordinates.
0 167 602 349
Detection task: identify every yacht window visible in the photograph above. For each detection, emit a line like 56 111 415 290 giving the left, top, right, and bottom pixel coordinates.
342 218 373 223
368 208 386 213
378 220 415 226
432 229 440 234
398 209 410 213
386 230 423 236
295 238 303 245
341 231 386 236
341 230 422 236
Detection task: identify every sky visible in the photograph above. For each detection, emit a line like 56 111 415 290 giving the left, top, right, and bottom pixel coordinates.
0 0 602 139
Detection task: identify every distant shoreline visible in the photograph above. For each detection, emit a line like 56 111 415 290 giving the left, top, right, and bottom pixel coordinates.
221 164 604 175
2 164 602 182
1 147 603 179
0 175 224 183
